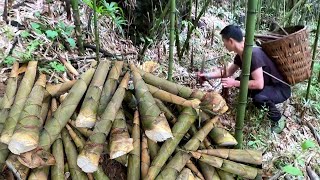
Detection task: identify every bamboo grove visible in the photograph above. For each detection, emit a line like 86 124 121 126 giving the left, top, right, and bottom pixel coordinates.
0 60 263 180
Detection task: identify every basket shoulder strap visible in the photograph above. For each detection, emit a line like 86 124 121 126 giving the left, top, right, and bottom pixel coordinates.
262 70 292 87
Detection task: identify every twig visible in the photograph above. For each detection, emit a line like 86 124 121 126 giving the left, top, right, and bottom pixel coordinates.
269 171 283 180
305 121 320 145
306 166 320 180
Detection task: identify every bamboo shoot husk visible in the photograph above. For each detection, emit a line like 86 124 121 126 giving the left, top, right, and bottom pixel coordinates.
198 161 220 180
68 120 93 138
130 65 172 142
186 160 205 180
6 154 30 180
0 62 19 168
145 107 197 180
39 95 51 126
147 138 160 161
127 110 140 180
66 124 86 151
1 61 38 144
216 169 235 180
39 68 95 151
191 153 259 179
9 74 47 155
209 128 238 146
154 98 177 124
156 116 219 180
75 60 111 127
147 84 200 108
97 61 124 115
109 108 133 159
131 64 204 99
28 167 49 180
196 149 262 165
46 80 76 97
15 69 95 170
141 134 150 179
177 168 196 180
51 137 65 180
77 72 129 173
61 128 88 180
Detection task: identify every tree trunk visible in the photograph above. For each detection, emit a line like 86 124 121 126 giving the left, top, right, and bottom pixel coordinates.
71 0 84 54
306 11 320 99
235 0 258 149
167 0 176 81
93 0 100 61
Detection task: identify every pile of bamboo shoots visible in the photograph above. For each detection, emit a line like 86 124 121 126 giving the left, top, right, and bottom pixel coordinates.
0 60 262 180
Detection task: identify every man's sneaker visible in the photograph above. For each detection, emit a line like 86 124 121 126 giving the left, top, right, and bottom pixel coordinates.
271 117 286 134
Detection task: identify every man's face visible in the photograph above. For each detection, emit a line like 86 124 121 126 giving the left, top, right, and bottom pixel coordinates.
222 38 233 52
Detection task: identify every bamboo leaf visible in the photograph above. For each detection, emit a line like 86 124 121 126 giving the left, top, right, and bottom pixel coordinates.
301 139 315 150
282 165 303 176
67 38 76 49
45 30 58 39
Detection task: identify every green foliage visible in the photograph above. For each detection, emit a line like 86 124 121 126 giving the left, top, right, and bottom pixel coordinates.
83 0 127 34
45 30 59 39
49 61 65 72
4 56 16 65
282 165 303 176
20 31 30 38
301 139 316 150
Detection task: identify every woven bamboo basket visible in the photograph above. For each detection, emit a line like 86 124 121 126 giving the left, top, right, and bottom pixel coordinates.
260 26 311 85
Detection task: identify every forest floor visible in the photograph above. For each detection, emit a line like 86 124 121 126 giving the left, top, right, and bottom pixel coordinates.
0 0 320 180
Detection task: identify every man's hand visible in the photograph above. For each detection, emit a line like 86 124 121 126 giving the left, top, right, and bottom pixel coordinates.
221 77 238 88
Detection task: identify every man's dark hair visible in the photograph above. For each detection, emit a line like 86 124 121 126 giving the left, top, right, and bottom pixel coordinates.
220 25 243 42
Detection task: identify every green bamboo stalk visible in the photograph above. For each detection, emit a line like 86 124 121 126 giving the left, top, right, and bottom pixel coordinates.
98 61 124 115
141 134 150 179
39 95 51 126
145 107 197 180
235 0 258 149
0 61 38 144
76 60 111 127
216 169 235 180
127 110 141 180
132 64 204 99
167 0 175 81
306 11 320 100
186 160 205 180
8 74 47 155
51 137 65 180
39 68 95 151
199 162 221 180
209 127 238 146
71 0 84 54
69 120 93 138
191 153 259 179
156 116 219 180
61 128 88 180
77 72 129 173
109 108 133 159
179 0 210 61
46 80 76 97
93 0 99 61
93 166 110 180
279 0 306 26
147 84 200 108
196 149 262 165
146 138 160 161
131 64 172 142
66 125 109 179
154 98 177 124
0 62 19 169
138 1 171 60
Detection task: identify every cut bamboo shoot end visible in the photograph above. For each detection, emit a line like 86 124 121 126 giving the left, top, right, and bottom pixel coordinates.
144 114 173 142
109 138 134 159
75 113 96 128
77 153 100 173
177 168 196 180
0 135 11 144
8 132 38 155
6 155 29 180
